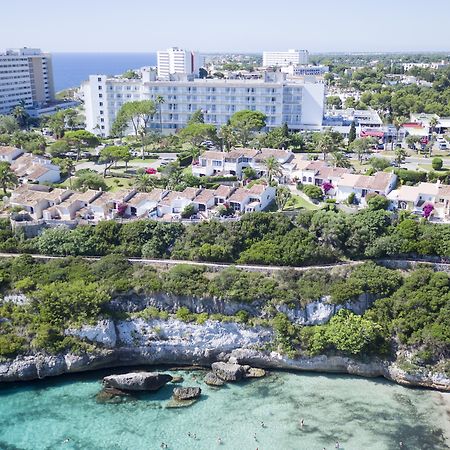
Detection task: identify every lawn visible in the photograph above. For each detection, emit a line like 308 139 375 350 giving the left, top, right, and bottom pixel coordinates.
104 177 135 192
284 194 320 211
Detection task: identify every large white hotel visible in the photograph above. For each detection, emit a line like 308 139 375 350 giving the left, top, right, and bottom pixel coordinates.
0 48 55 115
83 49 325 137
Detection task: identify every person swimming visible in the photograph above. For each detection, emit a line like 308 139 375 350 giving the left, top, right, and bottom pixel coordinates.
300 418 304 427
217 436 222 445
260 421 266 428
335 441 340 449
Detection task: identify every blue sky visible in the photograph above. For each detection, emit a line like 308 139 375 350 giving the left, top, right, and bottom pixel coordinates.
2 0 450 53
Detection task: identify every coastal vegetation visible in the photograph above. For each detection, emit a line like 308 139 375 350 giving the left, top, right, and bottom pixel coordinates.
0 255 448 378
1 209 450 265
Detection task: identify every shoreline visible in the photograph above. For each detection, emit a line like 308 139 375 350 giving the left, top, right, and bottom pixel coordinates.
1 348 448 392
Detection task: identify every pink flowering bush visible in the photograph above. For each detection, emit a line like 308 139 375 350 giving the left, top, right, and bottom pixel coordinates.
422 203 434 219
116 203 127 217
322 182 334 194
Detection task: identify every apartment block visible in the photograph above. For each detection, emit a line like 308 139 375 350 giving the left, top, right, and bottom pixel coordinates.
83 71 325 137
157 47 202 78
0 48 55 114
262 49 309 67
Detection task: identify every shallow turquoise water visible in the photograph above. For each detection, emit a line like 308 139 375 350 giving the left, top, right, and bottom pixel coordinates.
0 368 448 450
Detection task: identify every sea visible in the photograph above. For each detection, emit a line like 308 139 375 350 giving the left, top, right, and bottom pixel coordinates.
0 368 449 450
52 53 157 92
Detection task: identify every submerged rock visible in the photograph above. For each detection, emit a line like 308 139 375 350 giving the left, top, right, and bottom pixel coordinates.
103 372 173 391
204 372 225 386
96 387 130 404
166 398 198 408
170 376 184 383
173 386 201 401
245 367 266 378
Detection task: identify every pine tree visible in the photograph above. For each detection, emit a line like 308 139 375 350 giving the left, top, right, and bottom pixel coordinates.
348 121 356 144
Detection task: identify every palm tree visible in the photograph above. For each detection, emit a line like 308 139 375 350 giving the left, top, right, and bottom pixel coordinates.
318 133 336 160
331 151 352 168
134 174 155 192
0 162 18 194
429 116 439 135
263 156 283 184
393 116 407 150
155 95 165 134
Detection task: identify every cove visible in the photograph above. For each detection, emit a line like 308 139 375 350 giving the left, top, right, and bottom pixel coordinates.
0 368 449 450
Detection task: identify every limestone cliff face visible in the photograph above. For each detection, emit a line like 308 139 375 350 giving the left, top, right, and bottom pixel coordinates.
0 317 449 391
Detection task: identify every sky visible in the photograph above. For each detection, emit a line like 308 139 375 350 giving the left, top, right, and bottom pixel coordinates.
2 0 450 53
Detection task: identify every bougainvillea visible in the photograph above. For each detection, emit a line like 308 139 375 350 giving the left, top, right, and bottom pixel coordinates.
322 182 334 194
422 203 434 219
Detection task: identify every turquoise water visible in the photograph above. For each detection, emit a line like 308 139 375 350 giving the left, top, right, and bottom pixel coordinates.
0 368 448 450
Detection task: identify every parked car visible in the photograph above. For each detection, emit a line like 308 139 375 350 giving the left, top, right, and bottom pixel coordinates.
145 167 157 174
439 143 448 150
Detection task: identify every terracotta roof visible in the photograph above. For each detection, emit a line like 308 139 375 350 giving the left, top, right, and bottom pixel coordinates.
200 151 225 160
438 185 450 199
255 148 292 161
158 191 184 206
214 184 235 198
0 146 21 157
27 165 53 181
387 186 419 203
246 183 268 195
316 166 351 180
228 188 251 203
194 188 215 204
226 148 259 159
181 187 200 200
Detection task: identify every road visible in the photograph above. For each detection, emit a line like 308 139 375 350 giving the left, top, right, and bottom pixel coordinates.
0 252 363 273
1 253 449 273
75 153 178 174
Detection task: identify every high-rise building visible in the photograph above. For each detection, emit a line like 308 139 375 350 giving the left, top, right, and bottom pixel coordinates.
83 70 324 137
262 49 309 67
0 48 55 115
157 47 202 78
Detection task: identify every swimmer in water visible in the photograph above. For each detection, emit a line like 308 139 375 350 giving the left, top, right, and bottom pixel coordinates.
217 436 222 445
300 418 304 427
260 421 266 428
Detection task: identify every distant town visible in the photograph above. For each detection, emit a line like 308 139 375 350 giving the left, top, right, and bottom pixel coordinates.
1 46 450 230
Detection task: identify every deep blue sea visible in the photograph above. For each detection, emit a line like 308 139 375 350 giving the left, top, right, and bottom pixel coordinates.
52 53 157 92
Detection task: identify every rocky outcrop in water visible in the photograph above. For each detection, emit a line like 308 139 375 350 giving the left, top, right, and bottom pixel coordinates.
172 387 201 401
204 372 225 386
212 362 246 381
103 372 173 391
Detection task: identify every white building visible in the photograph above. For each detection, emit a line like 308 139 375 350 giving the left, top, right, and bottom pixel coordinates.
281 65 329 76
263 49 309 67
0 48 55 115
157 47 202 78
83 71 325 137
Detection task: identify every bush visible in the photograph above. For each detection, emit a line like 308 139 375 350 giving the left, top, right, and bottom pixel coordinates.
432 157 443 171
302 185 323 201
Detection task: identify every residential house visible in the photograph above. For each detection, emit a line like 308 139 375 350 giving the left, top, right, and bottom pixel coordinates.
0 146 23 163
127 189 167 217
388 182 440 216
9 185 72 220
157 187 201 217
227 183 276 212
54 190 102 220
89 190 136 220
293 159 351 189
192 147 293 179
11 153 61 184
335 172 397 205
213 185 236 206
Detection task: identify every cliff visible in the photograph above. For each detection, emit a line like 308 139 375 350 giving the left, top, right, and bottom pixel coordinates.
0 317 448 391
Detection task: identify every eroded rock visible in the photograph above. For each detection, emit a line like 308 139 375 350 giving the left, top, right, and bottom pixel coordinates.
204 372 225 386
211 361 246 381
173 386 201 401
103 372 173 391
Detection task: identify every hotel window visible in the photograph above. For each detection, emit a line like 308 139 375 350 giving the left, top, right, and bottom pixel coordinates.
100 110 104 115
99 102 103 106
97 77 102 82
98 93 103 98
